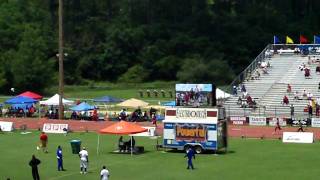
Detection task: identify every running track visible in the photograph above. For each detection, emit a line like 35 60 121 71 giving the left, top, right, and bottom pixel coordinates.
2 118 320 139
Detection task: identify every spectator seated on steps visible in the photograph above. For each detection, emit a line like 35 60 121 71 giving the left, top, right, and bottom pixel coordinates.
316 65 320 74
299 63 306 71
307 92 313 101
282 95 289 105
304 67 311 78
294 91 300 100
287 84 292 93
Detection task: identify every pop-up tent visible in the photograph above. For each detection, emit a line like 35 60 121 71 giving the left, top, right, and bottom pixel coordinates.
40 94 74 106
98 121 147 155
5 96 38 104
18 91 43 100
93 96 123 103
117 98 149 108
70 102 95 111
216 88 231 99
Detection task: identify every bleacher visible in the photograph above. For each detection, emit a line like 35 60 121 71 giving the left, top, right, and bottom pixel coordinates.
224 45 320 118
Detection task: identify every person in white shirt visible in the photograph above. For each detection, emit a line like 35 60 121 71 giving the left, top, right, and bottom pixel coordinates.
100 165 110 180
79 147 88 174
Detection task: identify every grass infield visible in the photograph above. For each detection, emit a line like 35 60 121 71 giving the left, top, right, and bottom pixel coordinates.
1 131 320 180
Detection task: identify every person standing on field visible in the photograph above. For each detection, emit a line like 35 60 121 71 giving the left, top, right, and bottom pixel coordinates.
184 147 195 170
100 165 110 180
39 132 48 153
56 145 65 171
79 147 89 174
29 155 41 180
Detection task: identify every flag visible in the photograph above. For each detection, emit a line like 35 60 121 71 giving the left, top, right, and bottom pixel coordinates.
299 35 308 44
273 36 280 44
286 36 294 44
314 35 320 44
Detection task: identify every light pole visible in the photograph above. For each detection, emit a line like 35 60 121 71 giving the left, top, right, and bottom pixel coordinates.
58 0 64 119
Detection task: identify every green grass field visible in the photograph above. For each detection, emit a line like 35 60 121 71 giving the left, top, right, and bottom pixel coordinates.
1 131 320 180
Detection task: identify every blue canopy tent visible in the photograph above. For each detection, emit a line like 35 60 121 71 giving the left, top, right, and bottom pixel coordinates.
93 96 123 103
161 101 176 106
5 96 38 104
70 102 96 111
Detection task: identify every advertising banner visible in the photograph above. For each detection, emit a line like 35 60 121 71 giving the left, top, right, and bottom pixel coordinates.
249 116 267 126
43 123 68 134
269 118 287 126
0 121 13 132
282 132 314 143
311 118 320 127
175 123 207 141
230 116 246 125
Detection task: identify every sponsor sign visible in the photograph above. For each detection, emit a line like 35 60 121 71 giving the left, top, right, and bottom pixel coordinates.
43 123 68 134
0 121 13 132
282 132 314 143
175 123 207 141
292 119 308 127
230 116 246 125
249 116 267 126
311 118 320 127
131 127 156 137
269 118 287 126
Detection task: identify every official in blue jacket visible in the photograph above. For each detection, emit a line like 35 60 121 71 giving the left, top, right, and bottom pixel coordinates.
56 145 65 171
184 147 195 170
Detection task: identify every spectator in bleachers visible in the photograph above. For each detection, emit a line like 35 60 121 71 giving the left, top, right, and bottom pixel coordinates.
308 105 313 118
282 95 289 105
246 95 253 106
233 86 237 96
307 92 313 100
316 103 320 116
318 82 320 91
302 89 307 98
316 65 320 74
287 84 292 93
290 104 294 118
241 84 246 93
294 91 299 100
299 63 306 71
304 67 311 78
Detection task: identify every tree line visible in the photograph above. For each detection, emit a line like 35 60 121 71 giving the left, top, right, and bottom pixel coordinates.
0 0 319 94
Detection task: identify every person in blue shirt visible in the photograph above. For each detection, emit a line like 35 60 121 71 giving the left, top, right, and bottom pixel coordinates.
184 147 195 170
56 145 65 171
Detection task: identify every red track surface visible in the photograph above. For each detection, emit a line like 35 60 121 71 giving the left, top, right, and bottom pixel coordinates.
2 118 320 139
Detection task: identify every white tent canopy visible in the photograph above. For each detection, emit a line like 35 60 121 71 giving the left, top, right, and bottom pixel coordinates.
40 94 74 106
216 88 231 99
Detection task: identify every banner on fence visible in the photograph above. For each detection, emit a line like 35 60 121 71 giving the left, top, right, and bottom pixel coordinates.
230 116 246 125
311 118 320 127
43 123 68 134
249 116 267 126
0 121 13 132
282 132 314 143
292 119 308 127
269 118 287 126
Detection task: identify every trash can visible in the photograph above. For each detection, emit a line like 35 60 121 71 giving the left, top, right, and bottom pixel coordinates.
70 140 81 154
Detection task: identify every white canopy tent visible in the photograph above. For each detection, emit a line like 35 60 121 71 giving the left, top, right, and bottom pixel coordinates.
216 88 231 99
40 94 74 106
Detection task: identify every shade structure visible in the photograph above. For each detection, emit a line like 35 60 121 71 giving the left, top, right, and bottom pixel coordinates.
5 96 38 104
93 96 123 103
70 102 95 111
117 98 149 108
40 94 74 106
216 88 231 99
18 91 43 100
99 121 147 135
